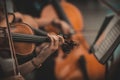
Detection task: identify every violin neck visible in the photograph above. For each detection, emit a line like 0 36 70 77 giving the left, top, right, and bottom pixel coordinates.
12 33 50 43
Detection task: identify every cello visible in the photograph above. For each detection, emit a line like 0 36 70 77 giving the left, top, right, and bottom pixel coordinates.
36 0 89 49
39 0 105 80
40 0 83 32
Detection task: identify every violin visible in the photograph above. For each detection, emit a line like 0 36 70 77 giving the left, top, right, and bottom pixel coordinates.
0 12 57 56
10 23 50 55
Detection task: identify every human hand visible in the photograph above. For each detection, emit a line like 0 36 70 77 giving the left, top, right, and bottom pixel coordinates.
32 33 64 68
52 19 71 35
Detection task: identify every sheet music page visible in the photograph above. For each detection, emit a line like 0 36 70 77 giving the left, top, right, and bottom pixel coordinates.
94 15 120 61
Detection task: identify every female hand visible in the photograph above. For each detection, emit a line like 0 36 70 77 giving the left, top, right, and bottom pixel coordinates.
32 33 64 68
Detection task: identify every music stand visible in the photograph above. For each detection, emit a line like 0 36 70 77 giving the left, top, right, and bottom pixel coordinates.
90 0 120 64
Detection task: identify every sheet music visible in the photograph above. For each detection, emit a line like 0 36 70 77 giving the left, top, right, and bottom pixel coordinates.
93 15 120 64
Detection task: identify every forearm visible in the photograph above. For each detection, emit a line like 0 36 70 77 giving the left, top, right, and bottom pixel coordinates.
18 60 35 76
18 50 54 76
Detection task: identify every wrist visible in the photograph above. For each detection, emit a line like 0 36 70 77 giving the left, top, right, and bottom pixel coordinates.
31 58 42 68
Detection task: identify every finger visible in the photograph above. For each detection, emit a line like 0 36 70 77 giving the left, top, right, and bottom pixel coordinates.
54 35 59 49
37 43 48 50
53 19 61 24
48 33 54 48
57 35 65 45
42 43 50 50
48 33 60 50
35 44 46 54
35 43 49 54
51 35 59 49
60 21 71 34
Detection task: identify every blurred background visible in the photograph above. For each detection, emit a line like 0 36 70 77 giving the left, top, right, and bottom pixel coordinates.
68 0 107 45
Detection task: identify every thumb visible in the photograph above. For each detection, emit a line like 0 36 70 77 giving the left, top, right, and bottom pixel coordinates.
36 43 49 55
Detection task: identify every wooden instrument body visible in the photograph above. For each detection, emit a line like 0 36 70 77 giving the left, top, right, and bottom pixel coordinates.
11 23 35 55
0 13 44 55
40 0 105 80
55 44 105 80
0 22 35 55
40 0 83 33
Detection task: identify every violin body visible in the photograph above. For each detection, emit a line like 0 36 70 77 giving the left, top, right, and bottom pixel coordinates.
11 23 35 55
1 13 43 56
